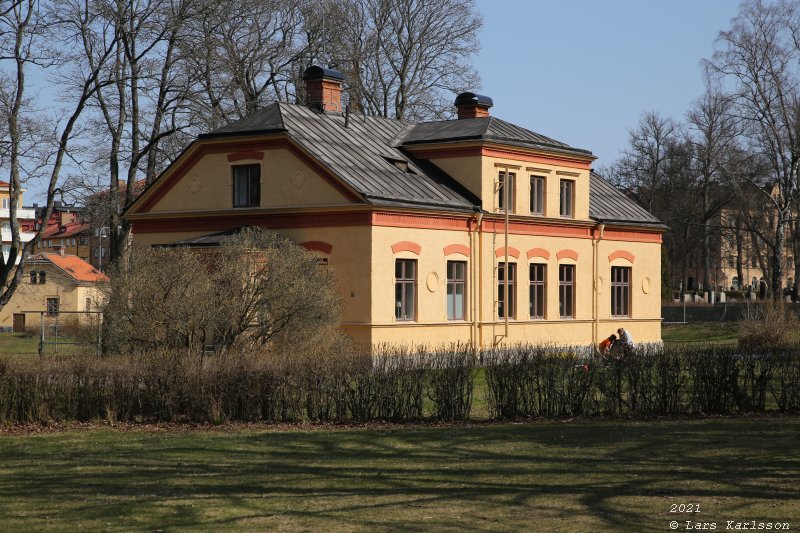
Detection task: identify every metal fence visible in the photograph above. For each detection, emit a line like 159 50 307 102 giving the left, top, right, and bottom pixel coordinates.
22 310 103 358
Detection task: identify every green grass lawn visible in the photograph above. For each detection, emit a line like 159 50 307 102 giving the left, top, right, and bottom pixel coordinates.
661 322 739 346
0 418 798 532
0 332 40 355
0 332 92 358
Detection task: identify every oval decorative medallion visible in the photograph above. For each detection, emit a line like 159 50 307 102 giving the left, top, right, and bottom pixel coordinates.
188 178 200 194
642 277 652 294
596 275 604 294
426 272 440 292
292 170 307 189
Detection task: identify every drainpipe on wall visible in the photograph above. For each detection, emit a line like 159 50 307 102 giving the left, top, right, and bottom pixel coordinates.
471 209 483 350
504 175 509 343
477 210 484 349
592 222 605 349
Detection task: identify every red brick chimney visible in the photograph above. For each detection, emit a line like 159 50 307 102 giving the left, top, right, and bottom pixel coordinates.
302 66 345 113
454 92 493 119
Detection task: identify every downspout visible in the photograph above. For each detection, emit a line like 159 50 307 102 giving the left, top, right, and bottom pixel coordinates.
592 222 605 349
478 210 484 348
504 175 509 342
471 209 483 349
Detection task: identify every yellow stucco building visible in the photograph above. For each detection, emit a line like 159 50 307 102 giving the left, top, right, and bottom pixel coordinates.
0 252 107 332
125 67 665 348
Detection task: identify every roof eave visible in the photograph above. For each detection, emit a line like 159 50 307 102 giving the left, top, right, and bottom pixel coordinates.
197 127 287 140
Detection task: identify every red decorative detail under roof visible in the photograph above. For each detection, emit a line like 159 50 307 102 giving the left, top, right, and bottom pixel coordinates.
29 253 108 283
300 241 333 254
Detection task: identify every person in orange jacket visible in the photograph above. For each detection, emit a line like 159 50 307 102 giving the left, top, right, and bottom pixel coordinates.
598 334 617 356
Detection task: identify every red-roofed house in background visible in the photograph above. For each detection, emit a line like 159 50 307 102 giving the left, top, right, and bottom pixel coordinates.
31 210 93 265
0 180 36 264
0 251 108 332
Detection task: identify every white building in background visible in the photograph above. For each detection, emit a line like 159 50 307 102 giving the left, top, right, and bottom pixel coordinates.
0 181 36 264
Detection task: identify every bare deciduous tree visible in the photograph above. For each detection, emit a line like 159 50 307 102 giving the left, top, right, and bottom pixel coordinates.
705 0 800 298
0 0 116 309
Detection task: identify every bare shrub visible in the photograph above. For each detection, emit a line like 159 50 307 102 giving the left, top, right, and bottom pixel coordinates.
425 344 475 422
103 228 342 355
738 301 799 352
484 345 595 419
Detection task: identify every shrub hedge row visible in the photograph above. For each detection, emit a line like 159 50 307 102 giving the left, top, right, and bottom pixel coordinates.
1 344 799 425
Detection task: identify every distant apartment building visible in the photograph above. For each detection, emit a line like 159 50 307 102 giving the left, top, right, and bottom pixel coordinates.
0 181 36 264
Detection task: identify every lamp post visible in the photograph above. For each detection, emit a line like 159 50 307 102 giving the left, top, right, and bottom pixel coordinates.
97 227 109 271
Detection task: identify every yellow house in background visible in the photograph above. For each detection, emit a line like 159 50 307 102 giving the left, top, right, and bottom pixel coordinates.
125 66 665 348
0 252 107 333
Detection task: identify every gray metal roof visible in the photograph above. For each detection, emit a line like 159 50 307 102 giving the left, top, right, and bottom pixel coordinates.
398 116 593 157
589 172 665 228
205 103 479 210
203 105 285 137
198 104 660 226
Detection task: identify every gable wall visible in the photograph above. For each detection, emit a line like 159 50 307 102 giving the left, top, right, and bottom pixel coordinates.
148 147 356 213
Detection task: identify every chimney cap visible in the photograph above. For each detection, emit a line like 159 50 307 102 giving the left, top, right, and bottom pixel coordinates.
302 65 345 82
454 92 493 108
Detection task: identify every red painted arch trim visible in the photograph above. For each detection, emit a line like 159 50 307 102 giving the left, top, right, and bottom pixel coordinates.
391 241 422 255
608 250 635 263
443 244 470 257
301 241 333 254
526 247 551 260
495 246 520 259
227 150 265 162
556 249 579 261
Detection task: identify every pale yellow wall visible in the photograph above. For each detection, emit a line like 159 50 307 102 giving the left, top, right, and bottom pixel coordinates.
483 156 590 221
149 148 353 213
419 152 591 221
426 156 483 198
370 223 662 348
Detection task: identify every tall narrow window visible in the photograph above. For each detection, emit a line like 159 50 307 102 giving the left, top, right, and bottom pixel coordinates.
38 271 46 284
611 266 631 317
529 263 546 319
395 259 416 321
558 264 575 318
497 172 516 212
46 297 59 317
559 179 574 218
446 260 467 320
498 262 516 318
530 175 545 215
233 164 261 207
29 271 37 284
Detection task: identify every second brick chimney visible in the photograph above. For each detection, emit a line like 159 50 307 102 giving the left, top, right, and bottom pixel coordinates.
302 66 345 113
454 92 493 119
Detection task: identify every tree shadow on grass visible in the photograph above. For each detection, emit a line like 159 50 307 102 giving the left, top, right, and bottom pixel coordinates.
0 418 798 531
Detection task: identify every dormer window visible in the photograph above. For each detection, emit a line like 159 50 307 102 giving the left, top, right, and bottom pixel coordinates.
384 157 413 174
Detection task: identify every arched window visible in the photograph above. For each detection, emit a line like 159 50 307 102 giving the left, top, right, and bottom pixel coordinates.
731 276 739 289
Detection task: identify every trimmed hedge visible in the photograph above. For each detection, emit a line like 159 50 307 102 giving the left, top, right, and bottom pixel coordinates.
0 343 798 425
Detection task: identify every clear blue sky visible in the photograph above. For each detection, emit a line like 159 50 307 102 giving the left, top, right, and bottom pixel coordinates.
473 0 742 168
